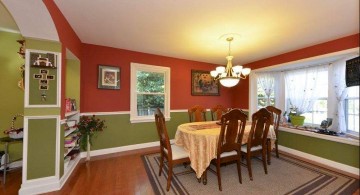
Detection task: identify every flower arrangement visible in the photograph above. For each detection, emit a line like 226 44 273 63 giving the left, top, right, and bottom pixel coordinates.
76 115 106 150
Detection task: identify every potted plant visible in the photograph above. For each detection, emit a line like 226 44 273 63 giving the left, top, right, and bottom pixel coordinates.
76 115 106 160
288 106 305 126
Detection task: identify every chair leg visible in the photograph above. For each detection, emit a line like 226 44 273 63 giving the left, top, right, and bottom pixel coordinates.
216 159 222 191
275 140 279 158
166 165 173 191
236 158 242 184
246 154 253 181
158 154 164 176
267 139 271 165
262 149 268 174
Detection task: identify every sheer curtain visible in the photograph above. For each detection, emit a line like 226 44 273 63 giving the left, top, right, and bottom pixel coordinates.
257 73 275 106
284 65 328 114
328 56 357 133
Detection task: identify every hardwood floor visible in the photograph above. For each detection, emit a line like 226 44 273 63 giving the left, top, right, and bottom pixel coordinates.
1 147 359 195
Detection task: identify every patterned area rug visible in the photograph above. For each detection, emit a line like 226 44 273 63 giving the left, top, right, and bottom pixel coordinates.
142 153 359 195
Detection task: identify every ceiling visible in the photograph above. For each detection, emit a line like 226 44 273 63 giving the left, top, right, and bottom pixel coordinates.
1 0 359 66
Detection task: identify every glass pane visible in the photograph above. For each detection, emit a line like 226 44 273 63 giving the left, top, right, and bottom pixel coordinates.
137 94 164 116
270 98 275 106
355 116 359 132
313 111 327 125
257 98 267 108
347 86 359 98
303 113 313 124
348 100 354 114
137 71 164 93
348 115 354 131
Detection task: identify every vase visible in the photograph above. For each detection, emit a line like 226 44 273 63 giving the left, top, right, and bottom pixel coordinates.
290 115 305 126
86 134 91 161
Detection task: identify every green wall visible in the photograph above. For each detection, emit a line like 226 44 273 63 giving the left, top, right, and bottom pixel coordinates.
27 118 57 179
279 131 359 168
0 31 24 161
89 112 188 150
65 59 80 109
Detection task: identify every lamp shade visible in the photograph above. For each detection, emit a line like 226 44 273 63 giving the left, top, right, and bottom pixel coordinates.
219 77 239 87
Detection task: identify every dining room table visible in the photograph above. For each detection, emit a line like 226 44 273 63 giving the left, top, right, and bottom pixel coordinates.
174 120 276 184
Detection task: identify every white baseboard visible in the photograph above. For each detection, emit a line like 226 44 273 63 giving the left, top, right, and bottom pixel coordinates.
19 176 60 195
80 140 163 158
279 145 359 176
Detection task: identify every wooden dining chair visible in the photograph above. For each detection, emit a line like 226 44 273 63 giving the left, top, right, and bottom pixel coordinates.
266 106 282 161
212 109 247 191
154 108 190 191
188 105 207 122
241 108 272 181
210 105 228 121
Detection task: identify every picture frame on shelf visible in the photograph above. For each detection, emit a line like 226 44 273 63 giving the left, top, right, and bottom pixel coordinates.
191 69 220 96
98 65 120 90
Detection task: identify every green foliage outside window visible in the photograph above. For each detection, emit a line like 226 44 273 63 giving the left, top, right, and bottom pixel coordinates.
136 71 165 115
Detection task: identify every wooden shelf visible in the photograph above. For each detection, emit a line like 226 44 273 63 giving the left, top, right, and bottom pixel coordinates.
65 111 79 117
64 127 77 137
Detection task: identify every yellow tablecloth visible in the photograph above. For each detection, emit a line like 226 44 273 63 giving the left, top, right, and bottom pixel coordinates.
174 121 275 178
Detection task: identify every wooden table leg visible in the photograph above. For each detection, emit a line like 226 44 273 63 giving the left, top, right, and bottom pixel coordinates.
267 139 271 165
202 169 207 185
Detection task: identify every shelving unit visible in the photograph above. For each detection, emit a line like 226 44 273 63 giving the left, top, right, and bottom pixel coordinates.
63 110 80 175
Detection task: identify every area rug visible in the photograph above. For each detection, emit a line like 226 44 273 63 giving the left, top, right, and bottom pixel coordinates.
142 153 359 195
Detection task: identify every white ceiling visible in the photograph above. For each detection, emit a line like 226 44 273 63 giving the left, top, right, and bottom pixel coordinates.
1 0 359 65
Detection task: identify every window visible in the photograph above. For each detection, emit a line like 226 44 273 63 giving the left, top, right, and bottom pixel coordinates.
256 73 276 110
130 63 170 123
284 65 328 126
257 80 275 109
346 86 359 133
302 69 328 125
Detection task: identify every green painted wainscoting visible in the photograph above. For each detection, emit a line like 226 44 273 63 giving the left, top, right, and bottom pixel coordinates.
278 131 359 168
27 118 57 180
89 112 189 150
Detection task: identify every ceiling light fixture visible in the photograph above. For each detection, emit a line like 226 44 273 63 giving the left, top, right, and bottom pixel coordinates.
210 36 251 87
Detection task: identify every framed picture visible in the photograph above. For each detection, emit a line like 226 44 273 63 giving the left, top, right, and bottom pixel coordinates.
33 74 43 79
30 52 57 69
39 85 49 90
46 75 55 80
39 79 48 85
98 65 120 89
40 69 49 74
191 69 220 96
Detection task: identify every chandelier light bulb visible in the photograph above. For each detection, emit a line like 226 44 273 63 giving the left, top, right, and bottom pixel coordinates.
210 35 251 87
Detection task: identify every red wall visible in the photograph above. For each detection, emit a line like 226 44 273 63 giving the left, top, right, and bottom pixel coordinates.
232 33 360 109
80 44 233 112
43 0 83 118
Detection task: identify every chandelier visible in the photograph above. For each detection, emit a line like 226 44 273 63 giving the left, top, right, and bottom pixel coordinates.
210 36 251 87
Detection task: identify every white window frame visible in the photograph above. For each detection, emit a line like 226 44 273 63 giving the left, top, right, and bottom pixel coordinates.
345 95 359 135
130 62 170 123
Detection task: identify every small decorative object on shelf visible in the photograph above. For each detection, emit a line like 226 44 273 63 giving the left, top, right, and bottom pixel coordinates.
65 98 77 113
76 115 106 161
3 114 24 139
288 105 305 127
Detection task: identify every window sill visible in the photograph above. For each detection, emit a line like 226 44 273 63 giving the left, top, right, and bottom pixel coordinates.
130 116 171 123
279 126 359 146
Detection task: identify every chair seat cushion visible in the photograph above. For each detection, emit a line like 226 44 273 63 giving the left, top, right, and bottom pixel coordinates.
220 150 238 158
241 144 262 153
164 144 189 160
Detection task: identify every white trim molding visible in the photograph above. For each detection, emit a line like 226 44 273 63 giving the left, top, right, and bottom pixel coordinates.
24 49 62 108
130 62 171 123
279 145 359 176
21 115 61 195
